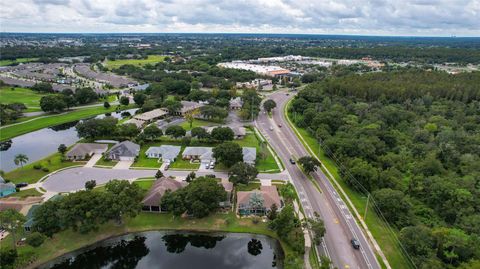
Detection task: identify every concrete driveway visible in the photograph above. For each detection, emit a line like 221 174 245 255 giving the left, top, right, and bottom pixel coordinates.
84 153 102 168
113 160 134 169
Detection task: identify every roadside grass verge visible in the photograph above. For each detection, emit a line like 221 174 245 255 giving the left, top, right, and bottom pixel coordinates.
179 118 220 131
3 153 82 184
285 100 412 269
2 212 299 269
105 55 166 69
0 104 134 141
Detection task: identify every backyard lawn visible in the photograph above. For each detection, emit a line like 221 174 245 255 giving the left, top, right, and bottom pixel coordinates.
235 130 281 173
0 104 134 141
0 86 49 112
105 55 166 69
4 152 83 184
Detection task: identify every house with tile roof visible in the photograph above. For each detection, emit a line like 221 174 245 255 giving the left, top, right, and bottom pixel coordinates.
237 185 282 216
142 177 186 212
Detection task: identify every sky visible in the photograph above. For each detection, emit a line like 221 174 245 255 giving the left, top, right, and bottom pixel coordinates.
1 0 479 36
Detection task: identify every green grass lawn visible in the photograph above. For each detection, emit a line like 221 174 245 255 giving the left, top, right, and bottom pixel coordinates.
285 101 412 269
8 188 43 198
235 130 281 173
94 156 117 167
0 104 134 141
169 158 200 170
0 57 39 66
0 86 49 112
179 118 220 131
132 145 163 168
2 211 300 269
4 153 82 184
236 182 261 191
105 55 166 69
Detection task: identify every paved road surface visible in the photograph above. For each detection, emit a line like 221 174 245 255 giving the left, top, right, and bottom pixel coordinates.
255 89 380 269
41 167 288 193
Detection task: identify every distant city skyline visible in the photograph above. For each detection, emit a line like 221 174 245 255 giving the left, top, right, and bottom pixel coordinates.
1 0 479 37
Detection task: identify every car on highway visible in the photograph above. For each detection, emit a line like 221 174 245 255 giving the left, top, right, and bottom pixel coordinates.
278 124 282 127
289 158 296 164
351 238 360 250
269 126 274 131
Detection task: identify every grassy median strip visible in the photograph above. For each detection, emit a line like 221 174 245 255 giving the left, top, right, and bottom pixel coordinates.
0 105 133 141
284 99 411 269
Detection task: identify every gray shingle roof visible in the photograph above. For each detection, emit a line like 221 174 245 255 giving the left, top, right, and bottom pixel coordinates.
242 147 257 163
66 143 108 157
145 145 181 161
108 141 140 157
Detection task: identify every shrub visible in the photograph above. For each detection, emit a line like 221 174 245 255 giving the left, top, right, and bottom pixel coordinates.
33 164 42 170
26 232 46 247
42 167 49 172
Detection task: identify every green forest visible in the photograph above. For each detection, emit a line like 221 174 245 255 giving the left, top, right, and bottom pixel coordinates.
291 70 480 269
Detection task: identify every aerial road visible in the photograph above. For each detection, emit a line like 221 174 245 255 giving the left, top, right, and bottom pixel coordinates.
255 89 381 269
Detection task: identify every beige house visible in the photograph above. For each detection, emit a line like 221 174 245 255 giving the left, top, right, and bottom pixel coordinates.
66 143 108 160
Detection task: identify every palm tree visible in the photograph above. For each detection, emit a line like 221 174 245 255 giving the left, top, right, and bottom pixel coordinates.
14 154 29 168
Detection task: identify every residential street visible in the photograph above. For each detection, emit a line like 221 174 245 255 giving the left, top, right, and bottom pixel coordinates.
41 167 288 193
255 89 381 269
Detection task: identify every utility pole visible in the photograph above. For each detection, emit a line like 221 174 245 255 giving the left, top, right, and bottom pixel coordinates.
364 193 370 220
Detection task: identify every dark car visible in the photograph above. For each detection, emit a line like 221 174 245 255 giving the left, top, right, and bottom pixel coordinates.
351 238 360 250
289 158 296 164
15 182 28 188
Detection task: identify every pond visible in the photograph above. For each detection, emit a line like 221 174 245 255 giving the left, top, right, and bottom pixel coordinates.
39 231 284 269
0 108 138 172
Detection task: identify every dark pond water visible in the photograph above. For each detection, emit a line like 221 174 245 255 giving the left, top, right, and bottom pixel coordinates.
39 231 283 269
0 108 138 172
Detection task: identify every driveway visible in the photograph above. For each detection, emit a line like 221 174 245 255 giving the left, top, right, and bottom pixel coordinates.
41 167 287 193
84 153 102 168
113 160 134 169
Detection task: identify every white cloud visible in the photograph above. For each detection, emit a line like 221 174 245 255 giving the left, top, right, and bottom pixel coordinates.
0 0 479 36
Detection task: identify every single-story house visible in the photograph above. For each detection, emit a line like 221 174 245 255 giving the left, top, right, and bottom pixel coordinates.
219 180 234 208
242 147 257 165
0 176 16 197
145 145 181 163
133 108 168 123
163 101 205 116
204 126 246 139
23 204 40 232
237 185 282 216
65 143 108 160
108 141 140 161
142 177 186 212
229 97 243 110
182 147 214 164
123 118 144 128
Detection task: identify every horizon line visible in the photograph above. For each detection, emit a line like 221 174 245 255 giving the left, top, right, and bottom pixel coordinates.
1 31 479 38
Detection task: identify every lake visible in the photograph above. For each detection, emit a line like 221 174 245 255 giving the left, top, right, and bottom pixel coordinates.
0 108 138 172
39 231 284 269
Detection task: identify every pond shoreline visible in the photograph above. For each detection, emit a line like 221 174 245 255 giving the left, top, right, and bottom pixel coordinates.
37 230 284 269
23 213 291 269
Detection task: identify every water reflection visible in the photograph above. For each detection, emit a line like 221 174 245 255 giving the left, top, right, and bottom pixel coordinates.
0 108 139 172
41 231 283 269
47 236 149 269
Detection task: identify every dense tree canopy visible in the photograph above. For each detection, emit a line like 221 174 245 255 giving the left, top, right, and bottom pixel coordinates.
290 70 480 268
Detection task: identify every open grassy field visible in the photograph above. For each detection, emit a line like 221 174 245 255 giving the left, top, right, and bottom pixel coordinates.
105 55 166 69
285 101 411 269
0 104 134 141
0 57 39 66
0 86 49 112
3 152 83 184
1 211 299 269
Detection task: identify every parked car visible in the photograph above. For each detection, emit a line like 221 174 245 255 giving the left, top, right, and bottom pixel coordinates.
15 182 28 188
210 161 215 169
269 126 274 131
286 93 290 96
278 124 282 127
164 164 170 170
289 158 296 164
205 163 210 169
351 238 360 250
